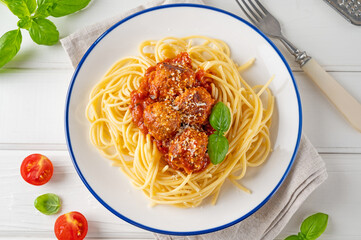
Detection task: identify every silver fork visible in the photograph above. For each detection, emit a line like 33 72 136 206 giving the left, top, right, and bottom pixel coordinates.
236 0 361 132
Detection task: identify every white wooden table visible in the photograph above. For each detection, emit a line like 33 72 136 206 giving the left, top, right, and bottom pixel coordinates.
1 0 361 239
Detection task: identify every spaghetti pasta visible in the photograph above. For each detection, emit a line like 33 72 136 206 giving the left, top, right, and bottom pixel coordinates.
86 36 274 208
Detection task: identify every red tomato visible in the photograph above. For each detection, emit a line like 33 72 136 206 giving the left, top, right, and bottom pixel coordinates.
54 211 88 240
20 154 54 186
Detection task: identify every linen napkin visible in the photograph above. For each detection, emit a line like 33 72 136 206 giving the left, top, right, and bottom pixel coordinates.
61 1 328 239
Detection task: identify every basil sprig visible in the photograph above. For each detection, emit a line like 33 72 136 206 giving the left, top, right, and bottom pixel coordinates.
284 213 329 240
0 0 91 68
34 193 61 215
207 102 231 165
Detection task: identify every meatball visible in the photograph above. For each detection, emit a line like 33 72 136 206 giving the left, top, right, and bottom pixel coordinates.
174 87 215 125
166 128 210 174
143 101 181 141
148 62 196 101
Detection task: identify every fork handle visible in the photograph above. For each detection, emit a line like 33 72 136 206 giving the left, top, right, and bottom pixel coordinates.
301 58 361 132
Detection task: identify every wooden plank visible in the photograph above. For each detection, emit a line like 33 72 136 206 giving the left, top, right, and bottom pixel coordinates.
0 150 360 239
277 153 361 240
1 69 360 153
211 0 361 72
0 150 150 238
0 69 71 145
294 72 361 153
0 0 360 71
0 1 359 240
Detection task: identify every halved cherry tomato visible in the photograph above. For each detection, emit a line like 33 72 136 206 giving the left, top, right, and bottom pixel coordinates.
20 154 54 186
54 211 88 240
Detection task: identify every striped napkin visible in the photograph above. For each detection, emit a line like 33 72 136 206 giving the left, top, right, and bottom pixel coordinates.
61 1 328 239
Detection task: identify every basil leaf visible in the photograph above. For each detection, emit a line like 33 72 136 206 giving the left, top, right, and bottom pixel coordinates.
34 193 61 215
49 0 91 17
208 134 229 165
29 18 59 45
35 0 55 18
209 102 231 134
284 235 300 240
298 232 307 240
17 16 32 29
3 0 30 18
25 0 36 13
300 213 328 240
0 29 22 68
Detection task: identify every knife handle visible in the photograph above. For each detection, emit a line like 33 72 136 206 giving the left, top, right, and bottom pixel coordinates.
301 58 361 132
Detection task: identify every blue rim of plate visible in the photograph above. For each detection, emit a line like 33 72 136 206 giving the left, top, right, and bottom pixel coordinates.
65 3 303 236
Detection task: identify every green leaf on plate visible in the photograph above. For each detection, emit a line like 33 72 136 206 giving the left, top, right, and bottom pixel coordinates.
209 102 231 134
207 134 229 165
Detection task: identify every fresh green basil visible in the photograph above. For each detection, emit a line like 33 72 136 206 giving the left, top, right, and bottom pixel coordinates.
29 18 59 45
284 235 300 240
34 0 55 18
284 213 328 240
49 0 91 17
17 16 32 29
208 134 229 165
300 213 328 240
298 232 306 240
0 0 92 69
34 193 61 215
3 0 30 18
0 29 22 68
209 102 231 134
207 102 231 165
24 0 36 13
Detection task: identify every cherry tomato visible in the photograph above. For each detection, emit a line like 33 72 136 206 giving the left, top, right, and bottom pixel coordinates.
20 154 54 186
54 211 88 240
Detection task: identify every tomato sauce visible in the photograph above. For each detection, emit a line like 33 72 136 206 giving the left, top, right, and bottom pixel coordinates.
130 52 215 174
130 67 156 134
195 69 213 94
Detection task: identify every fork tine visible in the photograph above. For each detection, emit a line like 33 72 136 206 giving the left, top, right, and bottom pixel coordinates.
240 0 261 22
248 0 265 17
235 0 258 25
254 0 270 15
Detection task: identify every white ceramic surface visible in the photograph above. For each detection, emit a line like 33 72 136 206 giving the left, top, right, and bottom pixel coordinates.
65 5 301 235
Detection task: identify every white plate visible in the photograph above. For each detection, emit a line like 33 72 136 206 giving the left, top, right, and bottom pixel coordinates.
65 4 302 235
